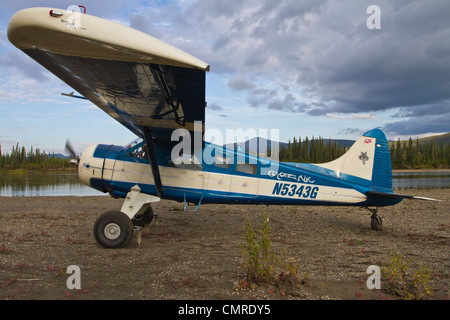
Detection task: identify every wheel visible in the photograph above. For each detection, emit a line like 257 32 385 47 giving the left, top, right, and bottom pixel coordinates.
93 210 133 248
132 206 154 227
371 214 383 231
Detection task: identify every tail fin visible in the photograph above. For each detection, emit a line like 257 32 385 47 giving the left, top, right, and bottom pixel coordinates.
315 129 441 202
317 129 392 191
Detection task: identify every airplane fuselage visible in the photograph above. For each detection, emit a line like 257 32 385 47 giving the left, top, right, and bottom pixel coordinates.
78 140 401 208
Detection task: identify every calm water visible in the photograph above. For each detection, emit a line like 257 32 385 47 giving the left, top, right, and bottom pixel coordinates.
0 170 448 197
0 172 105 197
392 171 450 190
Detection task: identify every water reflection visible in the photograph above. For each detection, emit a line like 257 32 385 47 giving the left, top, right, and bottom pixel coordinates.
0 170 448 197
392 171 450 190
0 171 105 197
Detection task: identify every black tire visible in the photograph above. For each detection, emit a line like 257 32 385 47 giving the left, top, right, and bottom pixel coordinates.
371 215 383 231
132 206 154 227
93 210 133 248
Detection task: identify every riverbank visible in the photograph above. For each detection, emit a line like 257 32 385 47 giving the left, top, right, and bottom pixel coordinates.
393 169 450 173
0 189 448 300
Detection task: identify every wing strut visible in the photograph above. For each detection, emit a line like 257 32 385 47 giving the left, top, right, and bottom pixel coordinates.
143 128 164 198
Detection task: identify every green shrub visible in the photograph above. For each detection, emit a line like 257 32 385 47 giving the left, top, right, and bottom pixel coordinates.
382 252 433 299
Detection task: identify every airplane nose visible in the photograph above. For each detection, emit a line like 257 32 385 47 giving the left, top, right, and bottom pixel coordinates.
78 144 103 190
78 144 121 194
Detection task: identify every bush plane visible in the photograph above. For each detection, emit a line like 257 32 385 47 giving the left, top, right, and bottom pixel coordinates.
7 7 439 248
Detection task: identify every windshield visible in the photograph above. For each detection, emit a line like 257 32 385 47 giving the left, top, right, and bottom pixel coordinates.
124 138 143 150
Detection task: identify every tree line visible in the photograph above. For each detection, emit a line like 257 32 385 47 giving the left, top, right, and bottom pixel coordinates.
279 136 449 169
279 136 347 164
390 137 449 169
0 143 72 171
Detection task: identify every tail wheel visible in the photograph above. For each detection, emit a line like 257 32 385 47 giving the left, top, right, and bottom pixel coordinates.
367 207 383 231
371 214 383 231
94 210 133 248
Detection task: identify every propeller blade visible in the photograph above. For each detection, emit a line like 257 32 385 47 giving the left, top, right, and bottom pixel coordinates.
65 140 76 157
65 139 79 165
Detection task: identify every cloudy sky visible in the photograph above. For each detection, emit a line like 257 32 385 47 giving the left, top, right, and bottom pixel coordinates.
0 0 449 154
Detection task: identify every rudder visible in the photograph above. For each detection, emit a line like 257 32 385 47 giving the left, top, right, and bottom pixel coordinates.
365 129 392 192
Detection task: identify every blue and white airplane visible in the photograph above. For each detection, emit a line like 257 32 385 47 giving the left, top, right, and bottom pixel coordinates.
8 7 438 248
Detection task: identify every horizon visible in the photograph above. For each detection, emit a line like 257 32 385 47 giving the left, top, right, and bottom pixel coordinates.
1 131 448 156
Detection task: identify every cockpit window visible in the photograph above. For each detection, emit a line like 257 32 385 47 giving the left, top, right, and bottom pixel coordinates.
124 138 143 150
124 138 148 161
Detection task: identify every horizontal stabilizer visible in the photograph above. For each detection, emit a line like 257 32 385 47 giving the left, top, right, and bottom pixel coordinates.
366 191 442 202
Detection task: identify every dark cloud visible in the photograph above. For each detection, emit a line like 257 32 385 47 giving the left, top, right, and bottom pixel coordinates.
4 0 448 137
383 114 450 136
383 102 450 135
206 103 223 111
161 0 449 136
247 88 308 112
338 127 369 136
383 100 450 135
228 77 255 92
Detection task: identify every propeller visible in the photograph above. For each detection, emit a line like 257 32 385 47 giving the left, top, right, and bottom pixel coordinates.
65 139 80 165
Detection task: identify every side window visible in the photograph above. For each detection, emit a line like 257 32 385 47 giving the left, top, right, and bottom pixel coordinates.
214 154 231 169
236 163 257 175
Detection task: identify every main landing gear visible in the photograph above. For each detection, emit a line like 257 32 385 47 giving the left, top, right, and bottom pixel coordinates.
93 185 160 248
366 207 383 231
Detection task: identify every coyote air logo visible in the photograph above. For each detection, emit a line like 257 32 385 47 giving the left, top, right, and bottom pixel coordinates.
359 152 369 165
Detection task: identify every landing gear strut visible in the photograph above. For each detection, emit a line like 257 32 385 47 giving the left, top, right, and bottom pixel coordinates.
367 207 383 231
93 185 160 248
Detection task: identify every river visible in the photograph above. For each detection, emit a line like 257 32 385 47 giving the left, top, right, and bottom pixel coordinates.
0 171 105 197
0 170 449 197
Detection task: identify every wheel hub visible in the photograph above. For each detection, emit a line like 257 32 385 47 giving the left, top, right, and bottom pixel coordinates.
104 223 121 240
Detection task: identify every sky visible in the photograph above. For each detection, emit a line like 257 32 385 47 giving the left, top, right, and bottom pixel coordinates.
0 0 449 155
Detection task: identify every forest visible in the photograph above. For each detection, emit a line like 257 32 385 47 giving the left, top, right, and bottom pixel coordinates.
0 143 72 171
278 135 449 170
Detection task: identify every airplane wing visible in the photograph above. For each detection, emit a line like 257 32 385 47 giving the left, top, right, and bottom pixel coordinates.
7 7 209 141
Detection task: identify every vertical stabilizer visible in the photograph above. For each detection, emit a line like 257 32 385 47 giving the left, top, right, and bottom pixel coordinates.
316 129 393 191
